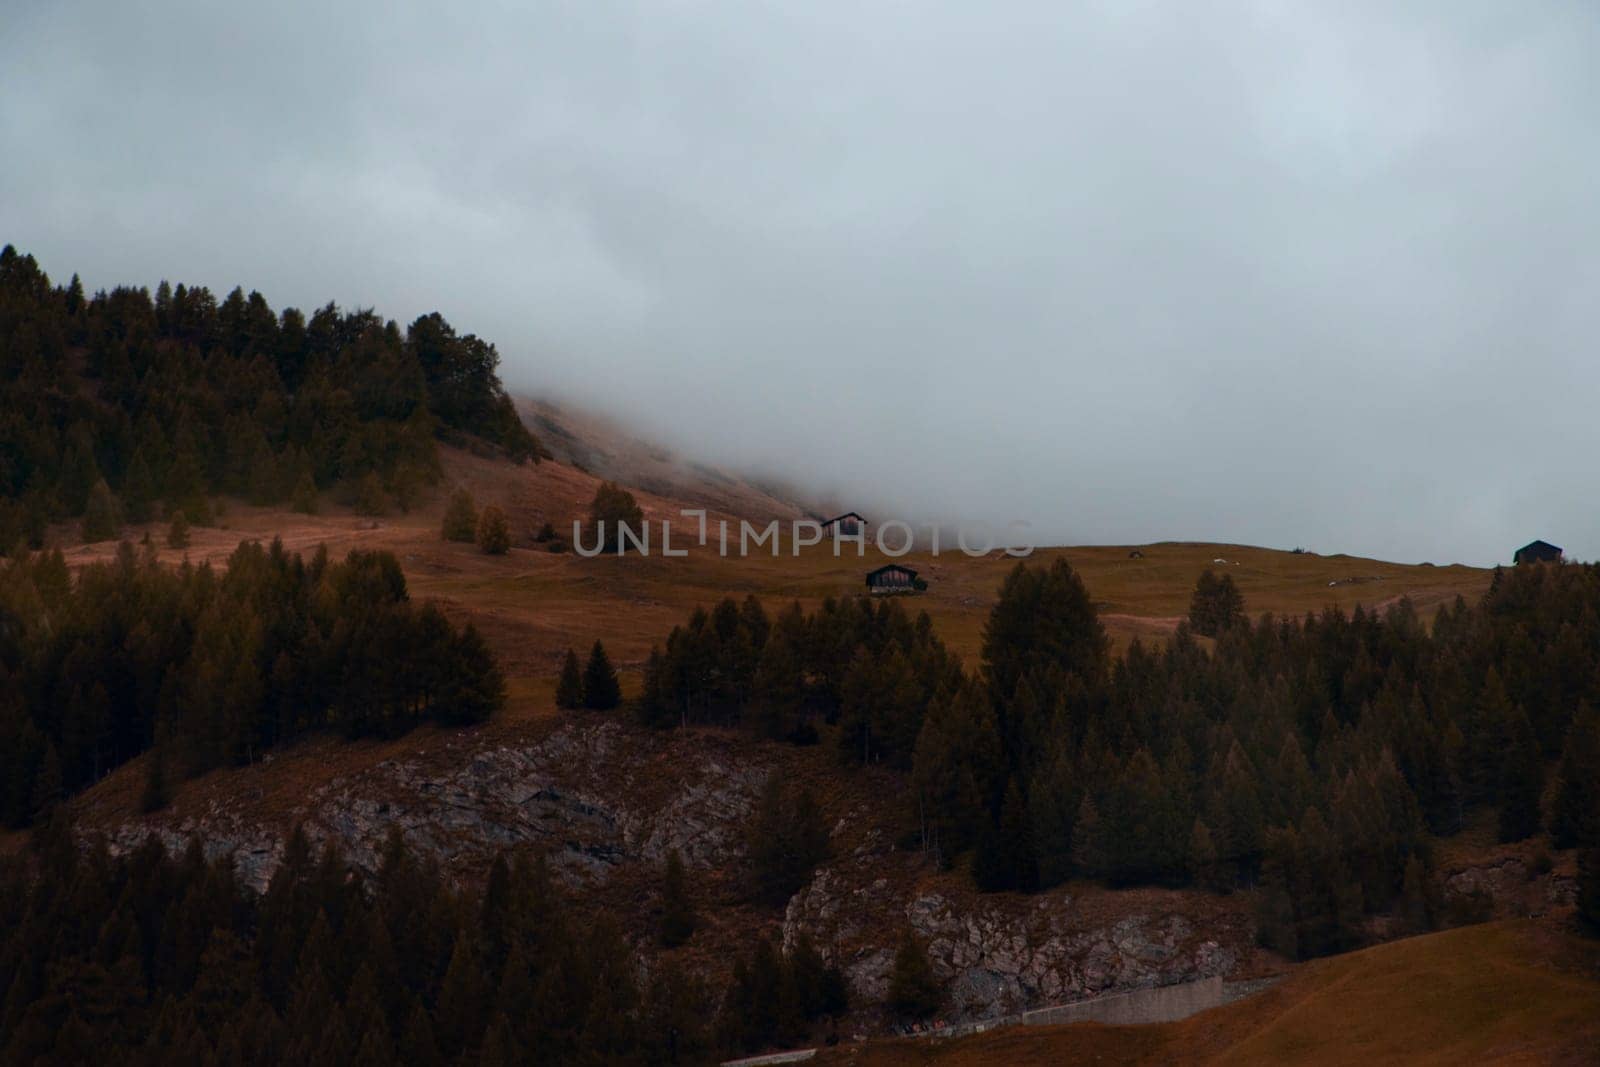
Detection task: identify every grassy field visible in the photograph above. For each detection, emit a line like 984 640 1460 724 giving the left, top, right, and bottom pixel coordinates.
818 920 1600 1066
59 447 1495 719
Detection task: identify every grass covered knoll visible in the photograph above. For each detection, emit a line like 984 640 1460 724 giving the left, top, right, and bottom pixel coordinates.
826 920 1600 1066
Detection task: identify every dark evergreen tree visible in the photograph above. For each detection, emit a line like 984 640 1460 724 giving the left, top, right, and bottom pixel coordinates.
81 478 123 542
1551 704 1600 849
886 930 941 1018
167 512 191 549
441 489 478 543
582 641 621 710
555 649 585 710
658 850 696 948
1188 569 1245 636
748 776 830 907
1579 845 1600 938
1498 704 1544 843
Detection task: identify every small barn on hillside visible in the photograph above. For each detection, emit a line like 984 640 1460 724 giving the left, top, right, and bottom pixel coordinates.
1514 540 1563 565
866 563 919 594
821 512 866 536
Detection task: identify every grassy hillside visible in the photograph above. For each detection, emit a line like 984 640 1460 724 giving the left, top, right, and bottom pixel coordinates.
822 920 1600 1065
56 445 1494 719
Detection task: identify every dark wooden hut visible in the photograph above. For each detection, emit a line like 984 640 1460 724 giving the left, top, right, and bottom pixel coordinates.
866 563 919 594
820 511 866 536
1513 540 1563 565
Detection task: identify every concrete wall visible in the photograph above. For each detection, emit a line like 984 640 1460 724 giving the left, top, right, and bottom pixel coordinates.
1020 975 1223 1027
721 1050 817 1067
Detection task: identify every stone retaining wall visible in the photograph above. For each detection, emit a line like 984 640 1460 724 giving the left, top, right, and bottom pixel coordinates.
1020 975 1223 1026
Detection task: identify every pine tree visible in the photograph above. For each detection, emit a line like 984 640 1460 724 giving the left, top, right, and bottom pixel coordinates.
353 471 388 516
637 647 672 729
476 505 511 555
81 478 123 542
141 746 171 813
1188 569 1245 636
555 648 585 710
1579 845 1600 938
291 470 319 515
658 849 696 947
1399 854 1430 935
582 641 621 710
1071 795 1106 880
974 777 1038 892
1550 705 1600 849
167 512 191 549
1498 704 1543 843
1189 818 1228 893
435 935 488 1057
441 489 478 542
886 930 941 1018
121 448 157 523
748 776 830 906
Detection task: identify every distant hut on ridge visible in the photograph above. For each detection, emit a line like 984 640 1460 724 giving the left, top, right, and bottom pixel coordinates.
1513 539 1562 565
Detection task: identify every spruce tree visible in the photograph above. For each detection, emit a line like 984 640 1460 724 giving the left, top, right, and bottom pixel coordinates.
555 648 585 710
582 641 621 710
886 930 941 1018
353 471 388 516
167 511 191 549
1579 845 1600 938
81 478 123 542
1498 704 1543 843
291 470 319 515
658 850 696 947
1399 854 1430 934
121 448 157 523
476 505 511 555
141 746 171 813
974 778 1038 892
1551 705 1600 849
441 489 478 542
1188 569 1245 636
1189 818 1228 893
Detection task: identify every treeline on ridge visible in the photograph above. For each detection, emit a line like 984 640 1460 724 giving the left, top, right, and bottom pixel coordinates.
0 244 541 547
638 560 1600 959
0 540 505 830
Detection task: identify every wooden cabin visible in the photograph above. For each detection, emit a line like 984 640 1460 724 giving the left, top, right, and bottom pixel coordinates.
866 563 919 594
820 511 866 537
1513 539 1563 565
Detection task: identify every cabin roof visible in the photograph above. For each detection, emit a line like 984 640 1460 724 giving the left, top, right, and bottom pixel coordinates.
1517 539 1561 555
821 511 866 525
866 563 917 579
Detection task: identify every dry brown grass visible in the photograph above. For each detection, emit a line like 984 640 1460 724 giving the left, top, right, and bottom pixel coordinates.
820 920 1600 1066
51 447 1495 726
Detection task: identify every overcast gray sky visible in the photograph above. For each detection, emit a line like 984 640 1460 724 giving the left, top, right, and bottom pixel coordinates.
5 2 1598 565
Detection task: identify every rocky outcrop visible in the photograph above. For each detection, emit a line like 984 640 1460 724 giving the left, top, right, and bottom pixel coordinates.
100 721 1254 1025
104 722 766 892
1440 854 1578 918
783 858 1241 1021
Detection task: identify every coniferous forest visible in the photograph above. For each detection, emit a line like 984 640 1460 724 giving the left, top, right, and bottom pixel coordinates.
0 244 541 548
0 541 504 830
642 559 1600 959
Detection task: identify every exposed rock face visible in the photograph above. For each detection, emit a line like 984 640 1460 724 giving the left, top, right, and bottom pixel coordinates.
782 850 1241 1021
100 720 1253 1024
1441 855 1578 917
105 722 766 893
